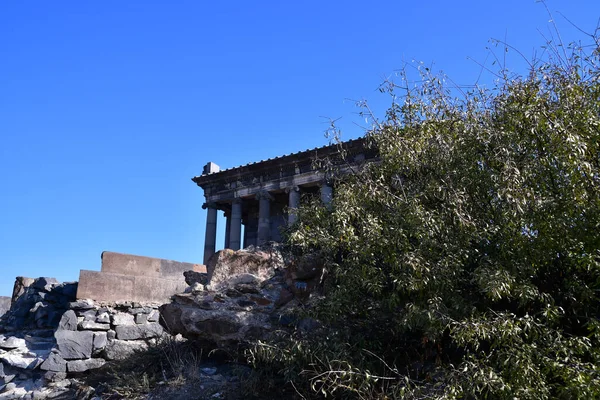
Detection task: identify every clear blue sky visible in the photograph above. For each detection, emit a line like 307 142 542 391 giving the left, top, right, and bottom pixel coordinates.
1 1 597 296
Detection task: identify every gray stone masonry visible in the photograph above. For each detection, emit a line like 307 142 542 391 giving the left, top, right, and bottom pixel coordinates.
0 296 10 318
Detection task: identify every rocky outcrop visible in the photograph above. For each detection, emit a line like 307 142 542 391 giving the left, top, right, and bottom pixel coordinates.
205 246 285 288
160 247 324 349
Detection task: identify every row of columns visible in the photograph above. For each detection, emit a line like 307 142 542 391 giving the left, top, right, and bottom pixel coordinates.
203 182 332 264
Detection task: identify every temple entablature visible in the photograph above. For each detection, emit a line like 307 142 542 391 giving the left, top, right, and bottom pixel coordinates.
192 138 375 263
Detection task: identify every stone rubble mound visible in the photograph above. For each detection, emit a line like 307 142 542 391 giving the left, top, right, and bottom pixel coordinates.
159 246 326 348
0 277 167 399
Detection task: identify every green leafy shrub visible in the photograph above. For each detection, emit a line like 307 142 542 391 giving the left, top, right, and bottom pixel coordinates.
252 30 600 399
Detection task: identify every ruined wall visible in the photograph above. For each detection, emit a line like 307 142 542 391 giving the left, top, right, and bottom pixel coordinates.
0 277 170 399
76 252 206 303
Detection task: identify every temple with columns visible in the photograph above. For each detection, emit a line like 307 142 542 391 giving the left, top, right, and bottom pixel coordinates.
192 138 376 264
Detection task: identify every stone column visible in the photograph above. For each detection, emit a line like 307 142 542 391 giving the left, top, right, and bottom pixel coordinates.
257 191 273 246
203 202 218 264
229 199 243 251
224 212 231 249
287 186 300 225
321 182 333 208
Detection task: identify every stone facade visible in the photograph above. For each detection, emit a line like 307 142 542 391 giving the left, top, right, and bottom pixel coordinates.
193 138 375 263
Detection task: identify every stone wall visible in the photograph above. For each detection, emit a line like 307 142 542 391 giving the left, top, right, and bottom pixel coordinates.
99 251 204 280
0 277 169 399
76 251 206 303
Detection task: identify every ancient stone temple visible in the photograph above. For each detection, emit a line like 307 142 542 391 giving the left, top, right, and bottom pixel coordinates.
193 138 376 264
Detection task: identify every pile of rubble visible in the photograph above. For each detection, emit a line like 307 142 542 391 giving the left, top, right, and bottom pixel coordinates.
0 278 166 399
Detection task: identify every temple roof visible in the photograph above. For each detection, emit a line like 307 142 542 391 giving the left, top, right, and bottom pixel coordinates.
192 137 367 187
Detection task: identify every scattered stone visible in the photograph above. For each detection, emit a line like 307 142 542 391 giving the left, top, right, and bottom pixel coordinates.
0 337 26 350
111 312 135 326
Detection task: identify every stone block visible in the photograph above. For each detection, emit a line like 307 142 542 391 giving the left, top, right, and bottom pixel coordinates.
135 313 147 324
39 353 67 372
111 312 135 326
103 340 148 361
67 358 105 372
115 323 164 340
96 312 110 324
55 331 94 359
78 321 110 331
100 251 206 279
68 299 95 310
78 309 97 321
57 310 78 331
92 332 107 355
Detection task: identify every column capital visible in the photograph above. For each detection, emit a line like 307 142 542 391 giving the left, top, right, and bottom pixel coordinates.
285 185 300 194
255 190 274 201
232 197 243 205
202 202 218 210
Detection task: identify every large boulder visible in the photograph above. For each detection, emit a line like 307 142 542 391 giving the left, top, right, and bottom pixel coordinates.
159 263 313 348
